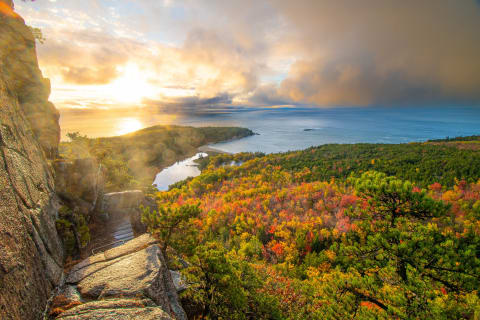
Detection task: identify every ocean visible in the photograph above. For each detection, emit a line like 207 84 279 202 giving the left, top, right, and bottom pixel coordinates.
60 106 480 154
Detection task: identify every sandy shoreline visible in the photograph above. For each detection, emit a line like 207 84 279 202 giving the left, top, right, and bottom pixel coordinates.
198 145 232 155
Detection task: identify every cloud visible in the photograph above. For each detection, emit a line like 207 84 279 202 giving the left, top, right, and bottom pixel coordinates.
270 0 480 106
143 93 234 114
248 84 293 107
16 0 480 108
59 66 117 85
24 7 267 105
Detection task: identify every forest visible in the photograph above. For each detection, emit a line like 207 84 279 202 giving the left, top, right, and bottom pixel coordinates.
142 139 480 319
59 125 253 191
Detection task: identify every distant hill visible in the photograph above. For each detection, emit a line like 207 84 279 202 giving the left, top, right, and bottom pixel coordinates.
427 135 480 150
427 135 480 142
59 125 254 191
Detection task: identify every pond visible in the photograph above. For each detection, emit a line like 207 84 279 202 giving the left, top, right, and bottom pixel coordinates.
153 152 208 191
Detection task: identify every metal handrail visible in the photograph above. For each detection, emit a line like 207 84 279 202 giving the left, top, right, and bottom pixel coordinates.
91 239 126 255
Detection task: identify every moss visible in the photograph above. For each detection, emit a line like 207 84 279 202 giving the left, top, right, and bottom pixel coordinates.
55 206 91 257
55 218 76 256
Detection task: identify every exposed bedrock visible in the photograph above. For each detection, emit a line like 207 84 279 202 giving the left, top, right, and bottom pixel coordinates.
56 234 187 320
0 1 64 319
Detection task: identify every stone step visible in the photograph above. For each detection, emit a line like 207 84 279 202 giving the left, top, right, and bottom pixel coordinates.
113 234 134 242
113 229 134 239
113 221 133 229
63 234 187 320
112 224 133 233
89 215 136 253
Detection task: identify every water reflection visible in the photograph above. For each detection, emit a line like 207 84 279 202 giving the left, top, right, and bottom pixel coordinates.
59 108 177 140
60 106 480 154
153 153 208 191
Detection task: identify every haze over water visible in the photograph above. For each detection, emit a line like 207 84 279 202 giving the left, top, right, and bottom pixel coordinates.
60 106 480 154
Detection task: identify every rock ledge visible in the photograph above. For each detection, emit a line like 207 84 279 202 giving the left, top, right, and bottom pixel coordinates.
56 235 186 320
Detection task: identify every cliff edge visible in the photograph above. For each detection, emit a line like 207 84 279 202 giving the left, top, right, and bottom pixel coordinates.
0 1 64 319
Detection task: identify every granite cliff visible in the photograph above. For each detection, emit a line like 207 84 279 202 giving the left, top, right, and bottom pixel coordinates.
0 3 188 319
0 1 64 319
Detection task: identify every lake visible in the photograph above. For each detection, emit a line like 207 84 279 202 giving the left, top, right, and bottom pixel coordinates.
153 152 208 191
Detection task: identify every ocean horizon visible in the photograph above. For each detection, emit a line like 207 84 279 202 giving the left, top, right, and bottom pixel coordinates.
60 105 480 154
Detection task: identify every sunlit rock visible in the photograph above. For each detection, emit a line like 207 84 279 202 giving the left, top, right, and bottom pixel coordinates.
62 235 186 320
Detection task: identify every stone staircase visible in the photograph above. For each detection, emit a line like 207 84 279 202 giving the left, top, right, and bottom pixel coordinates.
88 213 136 255
49 191 189 319
86 190 146 255
112 218 135 243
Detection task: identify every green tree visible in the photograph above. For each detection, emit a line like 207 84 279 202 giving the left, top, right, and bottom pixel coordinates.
324 171 480 319
28 26 45 44
66 131 84 141
142 203 201 260
55 206 91 256
181 241 282 320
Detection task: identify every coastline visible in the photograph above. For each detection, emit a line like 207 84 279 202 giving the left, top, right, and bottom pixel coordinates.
151 134 249 188
197 145 232 155
59 125 253 191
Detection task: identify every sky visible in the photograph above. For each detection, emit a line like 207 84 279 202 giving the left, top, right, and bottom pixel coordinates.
15 0 480 112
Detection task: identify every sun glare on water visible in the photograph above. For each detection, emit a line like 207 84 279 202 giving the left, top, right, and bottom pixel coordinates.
116 118 143 135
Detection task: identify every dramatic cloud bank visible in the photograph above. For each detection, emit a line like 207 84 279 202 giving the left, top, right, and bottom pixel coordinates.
16 0 480 110
273 0 480 106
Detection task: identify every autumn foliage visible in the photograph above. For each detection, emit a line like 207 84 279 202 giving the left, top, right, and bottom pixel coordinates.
144 143 480 319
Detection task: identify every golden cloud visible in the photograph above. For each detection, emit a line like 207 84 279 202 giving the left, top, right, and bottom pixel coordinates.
17 0 480 108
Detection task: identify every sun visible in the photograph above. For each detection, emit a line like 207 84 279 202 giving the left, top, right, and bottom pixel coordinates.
107 64 157 104
116 118 143 135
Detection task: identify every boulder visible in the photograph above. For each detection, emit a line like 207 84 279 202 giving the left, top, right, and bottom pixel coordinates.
63 235 186 320
54 158 104 217
102 190 144 214
76 246 170 301
56 298 173 320
102 190 149 233
170 270 188 293
48 285 83 318
60 285 83 304
67 234 157 282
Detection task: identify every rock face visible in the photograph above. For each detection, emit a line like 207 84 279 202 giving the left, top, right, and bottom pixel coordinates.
0 2 64 319
102 190 149 233
102 190 144 214
55 158 104 217
59 234 187 320
2 0 13 8
0 0 60 158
